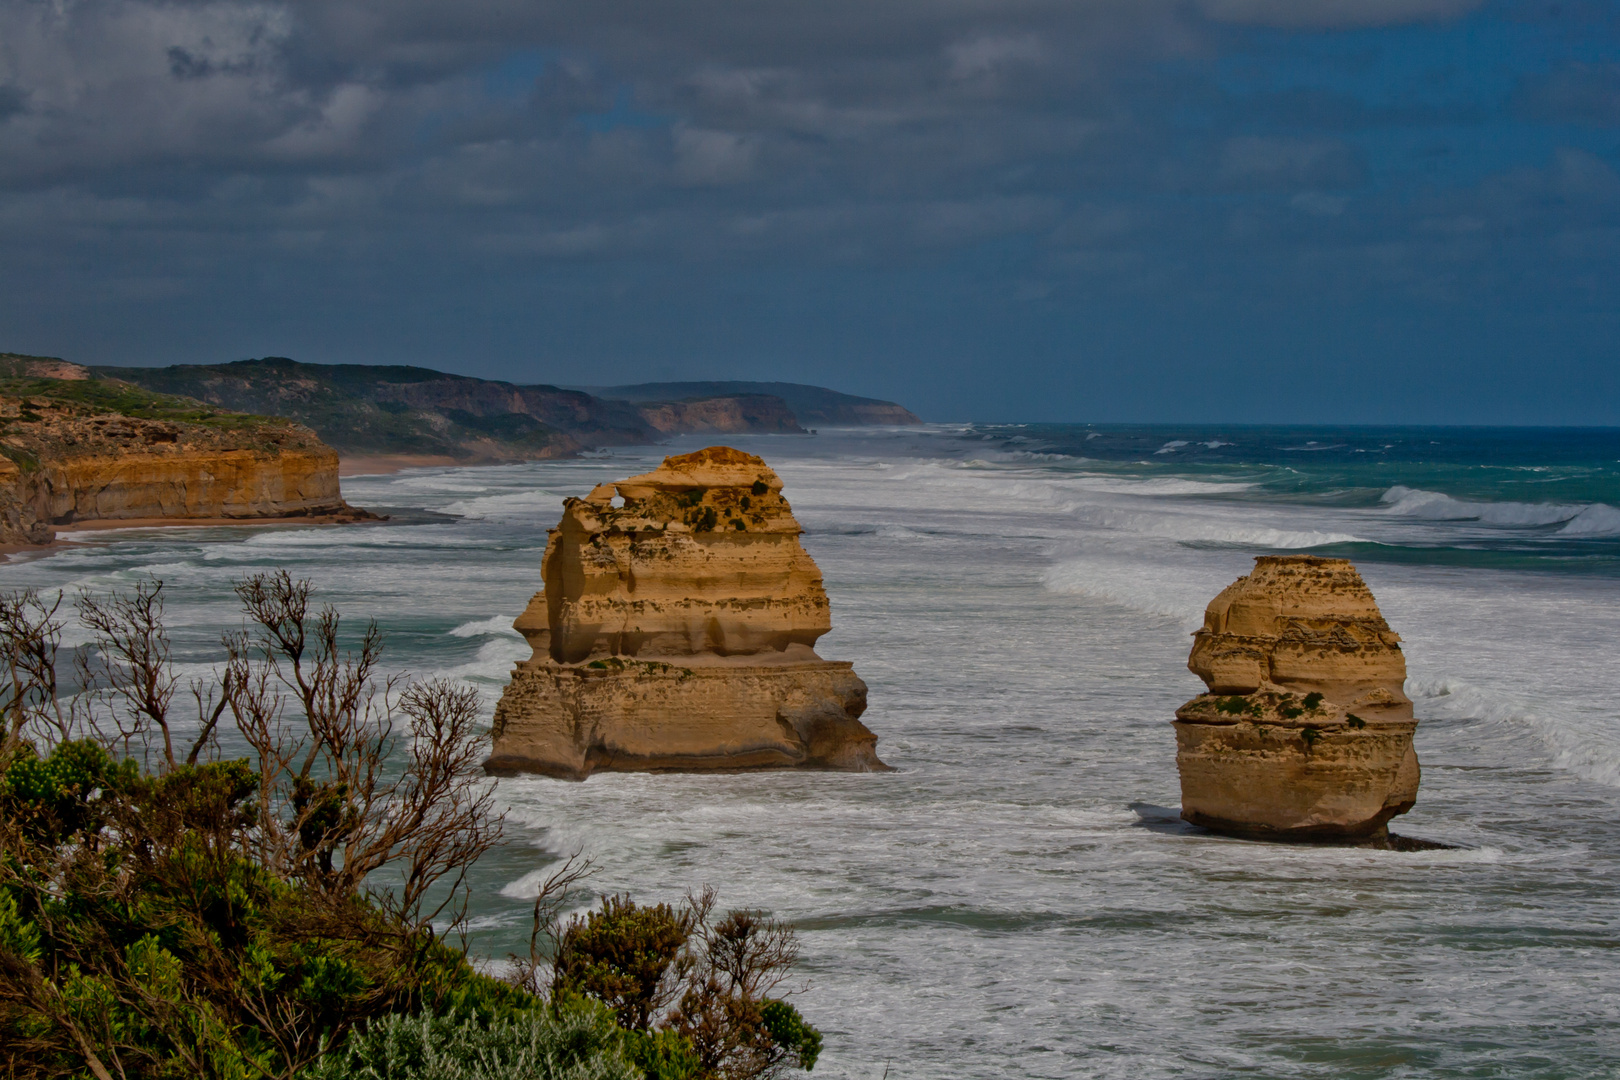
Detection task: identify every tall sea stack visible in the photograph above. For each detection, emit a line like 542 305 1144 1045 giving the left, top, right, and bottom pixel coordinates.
1173 555 1420 841
486 446 887 779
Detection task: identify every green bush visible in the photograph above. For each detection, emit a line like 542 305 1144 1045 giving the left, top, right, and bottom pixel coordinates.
554 894 822 1080
0 741 506 1079
0 575 512 1079
0 575 823 1080
553 897 693 1031
303 1000 640 1080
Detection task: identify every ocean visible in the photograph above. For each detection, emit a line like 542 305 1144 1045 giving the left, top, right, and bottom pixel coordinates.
4 423 1618 1079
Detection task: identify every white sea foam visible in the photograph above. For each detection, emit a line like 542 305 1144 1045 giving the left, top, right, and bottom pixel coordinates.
441 490 568 519
1409 675 1620 788
1154 440 1189 454
449 614 522 638
1380 485 1582 526
500 866 561 900
1065 475 1257 496
1043 555 1219 625
1557 502 1620 536
1 429 1615 1080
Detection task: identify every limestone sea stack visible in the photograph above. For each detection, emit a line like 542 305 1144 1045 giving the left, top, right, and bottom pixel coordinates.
1173 555 1420 841
486 446 887 778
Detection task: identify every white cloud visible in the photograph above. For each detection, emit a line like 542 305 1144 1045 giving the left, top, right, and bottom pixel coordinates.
947 34 1046 81
672 125 756 185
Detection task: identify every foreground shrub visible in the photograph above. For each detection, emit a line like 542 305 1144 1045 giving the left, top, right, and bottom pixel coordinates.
304 999 640 1080
0 574 506 1079
0 574 822 1080
551 892 822 1080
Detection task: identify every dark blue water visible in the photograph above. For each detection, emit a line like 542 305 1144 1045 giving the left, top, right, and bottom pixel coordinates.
969 424 1620 573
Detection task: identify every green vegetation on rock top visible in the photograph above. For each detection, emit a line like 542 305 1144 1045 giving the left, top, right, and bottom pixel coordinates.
0 374 274 430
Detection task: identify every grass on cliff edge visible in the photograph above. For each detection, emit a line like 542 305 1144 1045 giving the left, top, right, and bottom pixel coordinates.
0 375 291 431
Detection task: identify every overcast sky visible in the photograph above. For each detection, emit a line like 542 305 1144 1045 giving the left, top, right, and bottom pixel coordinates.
1 0 1616 422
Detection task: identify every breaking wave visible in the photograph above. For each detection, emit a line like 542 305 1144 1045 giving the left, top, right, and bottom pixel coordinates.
1408 675 1620 789
1379 486 1583 527
1558 502 1620 537
448 614 521 638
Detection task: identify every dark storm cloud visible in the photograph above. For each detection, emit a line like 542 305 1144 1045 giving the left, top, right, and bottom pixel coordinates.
0 0 1615 422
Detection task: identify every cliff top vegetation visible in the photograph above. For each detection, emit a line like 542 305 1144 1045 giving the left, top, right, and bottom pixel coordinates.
0 352 920 462
0 573 824 1080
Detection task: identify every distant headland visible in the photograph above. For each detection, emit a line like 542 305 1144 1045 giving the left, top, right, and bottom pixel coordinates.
88 357 922 469
0 350 922 546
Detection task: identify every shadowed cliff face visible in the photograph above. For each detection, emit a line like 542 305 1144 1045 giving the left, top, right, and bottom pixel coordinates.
577 381 923 427
0 379 365 545
1173 556 1421 842
488 445 886 779
92 358 827 460
633 394 804 436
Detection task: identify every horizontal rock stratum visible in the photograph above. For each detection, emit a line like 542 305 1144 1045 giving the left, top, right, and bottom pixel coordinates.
0 362 369 546
486 446 887 778
1173 555 1420 841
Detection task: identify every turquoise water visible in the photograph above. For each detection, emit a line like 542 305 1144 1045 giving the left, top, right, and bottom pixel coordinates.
974 424 1620 578
2 425 1618 1078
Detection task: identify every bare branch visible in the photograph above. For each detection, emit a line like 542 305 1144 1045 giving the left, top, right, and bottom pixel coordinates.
76 578 178 769
0 588 69 751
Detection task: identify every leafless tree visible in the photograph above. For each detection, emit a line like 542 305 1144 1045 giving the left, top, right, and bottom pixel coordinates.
505 850 599 998
0 571 516 1079
670 889 806 1079
220 570 506 922
5 570 505 925
0 588 72 750
76 578 233 769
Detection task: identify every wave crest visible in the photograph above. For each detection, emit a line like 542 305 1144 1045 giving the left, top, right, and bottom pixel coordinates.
448 615 521 638
1380 486 1585 527
1558 503 1620 537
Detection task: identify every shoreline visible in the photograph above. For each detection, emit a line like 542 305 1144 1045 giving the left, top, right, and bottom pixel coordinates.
339 454 465 476
0 511 389 561
56 511 384 534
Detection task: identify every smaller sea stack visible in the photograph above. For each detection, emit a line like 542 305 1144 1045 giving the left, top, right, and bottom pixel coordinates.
1173 555 1420 841
487 446 886 779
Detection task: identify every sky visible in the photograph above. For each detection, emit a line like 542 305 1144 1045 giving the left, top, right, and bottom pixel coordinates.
0 0 1617 424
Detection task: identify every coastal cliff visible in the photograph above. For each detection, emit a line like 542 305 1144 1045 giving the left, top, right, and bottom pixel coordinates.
93 359 924 463
580 381 923 427
634 394 804 435
1173 555 1420 842
0 357 365 545
487 446 886 778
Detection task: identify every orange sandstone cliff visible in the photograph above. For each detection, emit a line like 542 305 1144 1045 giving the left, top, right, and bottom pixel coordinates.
1173 555 1420 841
486 446 886 778
0 384 366 546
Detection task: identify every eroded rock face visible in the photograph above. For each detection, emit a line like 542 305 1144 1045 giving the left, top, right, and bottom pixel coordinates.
487 446 887 778
0 396 366 546
1174 555 1420 841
